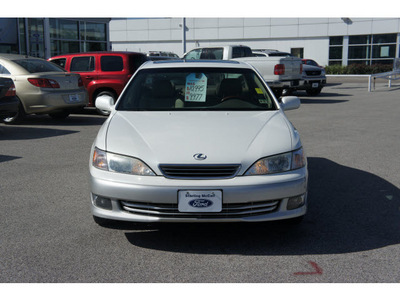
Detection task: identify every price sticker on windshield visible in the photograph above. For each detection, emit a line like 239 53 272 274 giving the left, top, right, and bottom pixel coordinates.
185 73 207 102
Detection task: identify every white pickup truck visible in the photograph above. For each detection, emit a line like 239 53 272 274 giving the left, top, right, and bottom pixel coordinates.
183 45 303 97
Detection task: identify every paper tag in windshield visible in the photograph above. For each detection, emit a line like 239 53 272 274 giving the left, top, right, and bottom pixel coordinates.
185 73 207 102
255 88 263 94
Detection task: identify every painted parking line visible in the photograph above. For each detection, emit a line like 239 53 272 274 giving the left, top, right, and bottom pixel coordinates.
294 261 323 276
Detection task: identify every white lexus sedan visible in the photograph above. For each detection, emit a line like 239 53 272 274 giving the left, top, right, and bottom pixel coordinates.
89 60 308 225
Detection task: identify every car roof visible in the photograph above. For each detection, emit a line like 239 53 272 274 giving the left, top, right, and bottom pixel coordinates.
183 45 250 53
49 51 146 59
302 64 321 70
139 59 254 70
0 54 63 75
0 54 44 61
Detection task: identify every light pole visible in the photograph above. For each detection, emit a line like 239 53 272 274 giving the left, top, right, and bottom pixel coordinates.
181 18 186 55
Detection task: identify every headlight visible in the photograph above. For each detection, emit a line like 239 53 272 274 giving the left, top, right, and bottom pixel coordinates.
292 148 306 170
92 147 155 176
245 148 306 175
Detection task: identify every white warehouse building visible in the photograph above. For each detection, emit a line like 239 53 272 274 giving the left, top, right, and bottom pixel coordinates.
109 17 400 67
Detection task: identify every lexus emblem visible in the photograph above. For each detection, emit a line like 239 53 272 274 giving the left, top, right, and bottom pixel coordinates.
193 153 207 160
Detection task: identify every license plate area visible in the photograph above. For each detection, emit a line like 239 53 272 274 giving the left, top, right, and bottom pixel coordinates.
68 94 80 103
178 190 222 213
312 82 320 88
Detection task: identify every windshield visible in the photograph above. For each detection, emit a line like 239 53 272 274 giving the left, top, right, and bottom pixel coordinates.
13 59 65 73
117 67 276 111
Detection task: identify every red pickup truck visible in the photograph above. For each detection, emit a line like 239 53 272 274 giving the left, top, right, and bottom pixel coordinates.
49 51 148 114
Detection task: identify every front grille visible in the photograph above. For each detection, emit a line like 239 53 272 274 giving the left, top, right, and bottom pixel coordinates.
305 70 321 76
120 199 280 219
159 164 240 179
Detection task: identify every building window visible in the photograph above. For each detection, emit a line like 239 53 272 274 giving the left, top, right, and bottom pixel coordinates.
349 35 371 45
81 42 107 52
349 45 370 60
329 36 343 65
49 19 108 57
28 18 45 58
51 40 80 56
84 23 106 41
291 48 304 58
330 36 343 46
18 19 27 55
372 44 395 58
348 33 397 65
0 19 19 54
373 34 397 44
50 19 78 40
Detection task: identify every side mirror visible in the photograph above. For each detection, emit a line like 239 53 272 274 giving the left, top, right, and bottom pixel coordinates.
281 96 300 111
95 95 115 113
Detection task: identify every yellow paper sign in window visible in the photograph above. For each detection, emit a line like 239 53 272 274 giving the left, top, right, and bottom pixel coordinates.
255 88 263 94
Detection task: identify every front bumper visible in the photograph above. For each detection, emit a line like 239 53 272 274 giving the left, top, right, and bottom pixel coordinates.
295 77 326 90
89 166 308 223
267 79 304 89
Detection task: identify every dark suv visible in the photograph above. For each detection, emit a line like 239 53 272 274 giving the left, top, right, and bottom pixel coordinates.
49 52 148 114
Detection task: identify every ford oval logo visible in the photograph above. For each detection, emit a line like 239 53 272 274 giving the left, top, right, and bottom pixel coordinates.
189 199 213 208
193 153 207 160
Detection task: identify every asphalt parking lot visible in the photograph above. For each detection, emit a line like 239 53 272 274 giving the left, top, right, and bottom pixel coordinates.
0 76 399 284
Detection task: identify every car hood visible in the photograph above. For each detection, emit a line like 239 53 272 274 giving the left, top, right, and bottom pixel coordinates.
103 111 299 174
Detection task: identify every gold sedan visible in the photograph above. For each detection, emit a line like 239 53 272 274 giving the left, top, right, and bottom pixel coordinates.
0 54 88 124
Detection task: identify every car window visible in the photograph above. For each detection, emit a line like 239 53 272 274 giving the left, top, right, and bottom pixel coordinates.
128 55 149 72
268 52 293 57
184 49 201 60
12 59 65 73
232 46 252 58
185 48 223 60
200 48 223 60
307 60 318 66
0 63 10 75
101 56 123 72
117 67 276 111
70 56 95 72
51 58 67 69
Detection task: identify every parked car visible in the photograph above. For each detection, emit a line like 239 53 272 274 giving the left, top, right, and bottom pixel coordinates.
0 77 19 121
90 60 308 226
147 56 178 61
0 54 88 124
49 51 148 115
183 45 303 98
295 64 327 96
302 59 324 69
147 51 179 58
252 49 295 57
